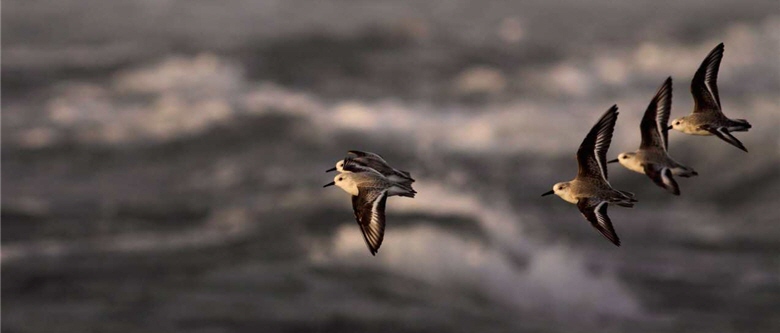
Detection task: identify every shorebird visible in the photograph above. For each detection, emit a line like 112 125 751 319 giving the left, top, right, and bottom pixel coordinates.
542 105 637 246
670 43 752 152
324 169 415 255
326 150 415 185
609 77 698 195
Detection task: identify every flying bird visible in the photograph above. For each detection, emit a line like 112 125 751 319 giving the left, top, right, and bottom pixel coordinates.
542 105 637 246
670 43 752 152
327 150 415 185
324 167 415 255
609 77 698 195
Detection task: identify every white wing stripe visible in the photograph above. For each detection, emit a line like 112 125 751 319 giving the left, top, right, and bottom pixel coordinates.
661 168 674 188
595 201 608 228
368 190 387 244
594 147 607 183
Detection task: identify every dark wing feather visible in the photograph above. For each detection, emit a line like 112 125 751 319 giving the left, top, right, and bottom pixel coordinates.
643 164 680 195
691 43 724 113
577 105 619 183
357 158 394 175
393 169 415 182
351 189 388 255
700 125 748 152
342 158 383 175
350 154 414 182
640 77 672 151
577 199 620 246
347 150 388 164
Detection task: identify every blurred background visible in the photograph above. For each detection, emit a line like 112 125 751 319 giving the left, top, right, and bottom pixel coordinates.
2 0 780 332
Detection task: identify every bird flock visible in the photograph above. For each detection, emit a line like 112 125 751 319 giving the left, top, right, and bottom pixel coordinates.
324 43 751 254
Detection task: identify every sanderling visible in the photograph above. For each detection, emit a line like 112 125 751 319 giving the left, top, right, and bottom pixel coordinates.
608 77 698 195
326 150 415 185
323 169 415 255
670 43 752 152
542 105 637 246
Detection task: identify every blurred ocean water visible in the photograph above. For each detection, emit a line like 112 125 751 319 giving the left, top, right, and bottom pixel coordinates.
3 1 780 332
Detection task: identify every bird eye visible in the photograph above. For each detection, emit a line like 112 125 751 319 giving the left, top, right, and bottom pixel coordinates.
338 177 342 181
622 155 628 159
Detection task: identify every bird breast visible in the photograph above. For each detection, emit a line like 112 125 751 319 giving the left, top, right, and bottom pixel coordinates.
619 156 646 174
337 181 360 196
556 187 579 204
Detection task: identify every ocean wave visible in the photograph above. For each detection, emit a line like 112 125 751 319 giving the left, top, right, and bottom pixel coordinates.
311 182 643 321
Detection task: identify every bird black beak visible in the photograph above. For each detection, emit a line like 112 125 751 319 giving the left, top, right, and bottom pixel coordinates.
325 167 337 173
541 190 554 197
323 181 335 188
667 125 673 130
607 158 619 164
